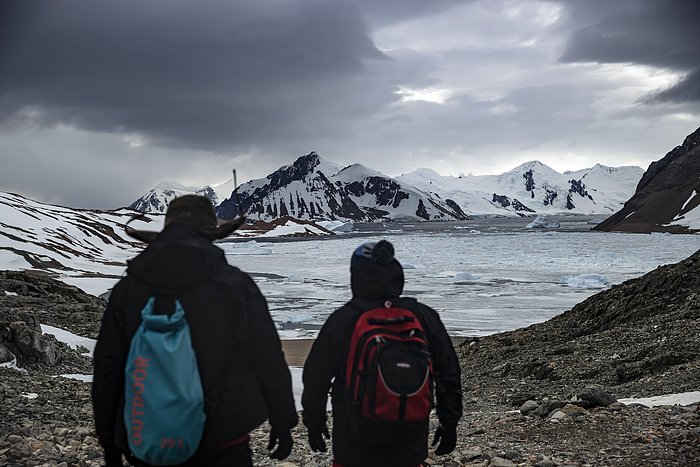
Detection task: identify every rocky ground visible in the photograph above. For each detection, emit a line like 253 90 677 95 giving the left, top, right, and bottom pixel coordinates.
1 248 700 466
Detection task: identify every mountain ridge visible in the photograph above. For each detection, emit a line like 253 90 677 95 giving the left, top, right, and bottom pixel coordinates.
131 153 643 220
215 152 469 222
594 126 700 233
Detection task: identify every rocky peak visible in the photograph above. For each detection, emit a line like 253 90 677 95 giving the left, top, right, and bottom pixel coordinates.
637 126 700 192
595 126 700 233
266 152 324 189
680 126 700 152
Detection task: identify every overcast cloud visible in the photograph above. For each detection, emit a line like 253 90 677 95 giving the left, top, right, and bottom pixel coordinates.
0 0 698 209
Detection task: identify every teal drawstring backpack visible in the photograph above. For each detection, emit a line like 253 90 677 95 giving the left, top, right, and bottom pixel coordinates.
124 297 206 465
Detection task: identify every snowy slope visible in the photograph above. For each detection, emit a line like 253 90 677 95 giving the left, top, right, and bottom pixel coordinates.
0 191 336 295
0 192 159 292
216 152 469 222
397 161 644 216
666 190 700 230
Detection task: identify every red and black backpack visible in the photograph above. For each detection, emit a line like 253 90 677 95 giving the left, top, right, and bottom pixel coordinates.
345 299 433 426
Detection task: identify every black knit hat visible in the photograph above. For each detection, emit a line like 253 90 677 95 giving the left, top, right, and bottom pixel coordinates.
125 195 245 243
350 240 404 299
351 240 396 265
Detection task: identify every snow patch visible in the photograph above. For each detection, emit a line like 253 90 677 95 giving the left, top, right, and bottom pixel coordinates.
289 366 330 411
21 392 39 399
250 220 330 238
619 391 700 407
4 291 18 296
0 353 26 372
60 374 93 382
41 325 96 357
667 202 700 231
290 366 303 411
681 190 697 211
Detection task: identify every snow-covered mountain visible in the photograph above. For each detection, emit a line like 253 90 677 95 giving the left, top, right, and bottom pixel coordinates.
130 179 236 213
0 192 159 292
0 191 337 295
396 161 644 216
595 126 700 234
216 152 469 222
131 152 643 219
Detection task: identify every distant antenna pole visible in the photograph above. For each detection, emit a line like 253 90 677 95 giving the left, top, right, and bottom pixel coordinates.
233 169 244 218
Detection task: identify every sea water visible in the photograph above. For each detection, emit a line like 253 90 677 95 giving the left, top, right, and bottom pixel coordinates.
220 216 700 338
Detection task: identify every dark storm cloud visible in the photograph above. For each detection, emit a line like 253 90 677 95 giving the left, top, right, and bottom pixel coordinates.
1 0 698 210
0 0 417 152
558 0 700 102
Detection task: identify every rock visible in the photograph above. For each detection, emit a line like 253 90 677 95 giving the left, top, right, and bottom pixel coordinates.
504 449 522 461
7 435 23 444
520 400 539 415
490 457 517 466
461 447 484 461
534 363 555 380
551 411 567 421
533 401 566 417
560 404 588 417
509 392 535 407
492 362 512 376
536 458 559 467
577 388 617 408
0 338 13 364
4 314 57 366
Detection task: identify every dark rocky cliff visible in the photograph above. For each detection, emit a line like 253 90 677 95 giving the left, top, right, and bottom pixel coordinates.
594 127 700 233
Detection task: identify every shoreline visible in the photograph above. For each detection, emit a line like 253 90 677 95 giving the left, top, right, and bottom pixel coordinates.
282 339 314 366
282 337 467 367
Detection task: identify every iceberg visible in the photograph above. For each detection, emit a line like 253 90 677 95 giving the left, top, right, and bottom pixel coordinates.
526 215 560 229
560 274 608 289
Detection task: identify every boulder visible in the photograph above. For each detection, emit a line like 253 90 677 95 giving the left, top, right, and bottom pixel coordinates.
1 312 57 367
577 388 617 408
533 401 567 417
520 400 540 415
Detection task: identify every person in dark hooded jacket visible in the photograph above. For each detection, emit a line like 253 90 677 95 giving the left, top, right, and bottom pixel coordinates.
302 240 462 467
92 195 298 466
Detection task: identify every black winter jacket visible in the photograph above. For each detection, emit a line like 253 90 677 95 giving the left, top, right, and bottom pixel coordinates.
92 223 298 455
302 257 462 467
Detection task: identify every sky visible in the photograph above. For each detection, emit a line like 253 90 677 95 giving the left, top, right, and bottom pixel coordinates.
1 0 698 209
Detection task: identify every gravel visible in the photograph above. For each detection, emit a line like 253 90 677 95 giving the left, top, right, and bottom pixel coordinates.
2 248 700 466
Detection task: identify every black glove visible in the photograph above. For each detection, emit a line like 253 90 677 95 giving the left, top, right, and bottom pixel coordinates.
268 427 293 460
103 446 123 467
432 424 457 456
307 424 330 452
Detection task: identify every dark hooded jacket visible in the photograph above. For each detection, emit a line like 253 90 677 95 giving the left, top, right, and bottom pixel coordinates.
302 254 462 467
92 223 298 456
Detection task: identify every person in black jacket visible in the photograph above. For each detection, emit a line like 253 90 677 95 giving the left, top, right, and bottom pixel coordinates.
92 195 298 467
302 240 462 467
